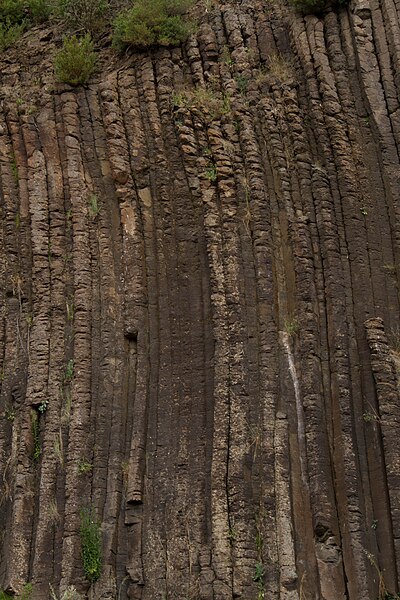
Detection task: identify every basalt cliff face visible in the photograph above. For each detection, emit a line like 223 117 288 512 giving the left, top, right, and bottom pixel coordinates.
1 0 400 598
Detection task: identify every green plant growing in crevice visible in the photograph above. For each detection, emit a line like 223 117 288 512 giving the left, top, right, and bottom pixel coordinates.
78 460 93 475
66 208 72 229
284 317 299 336
20 584 33 599
227 523 237 545
61 388 72 425
38 397 49 414
88 193 100 218
362 411 381 424
80 507 102 582
235 74 248 95
54 35 96 86
5 408 15 422
31 410 41 461
362 401 381 425
253 562 265 599
11 154 18 183
221 44 233 66
205 163 217 182
64 359 74 383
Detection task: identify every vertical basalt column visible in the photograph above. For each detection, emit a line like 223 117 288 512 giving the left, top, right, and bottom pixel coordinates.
365 317 400 589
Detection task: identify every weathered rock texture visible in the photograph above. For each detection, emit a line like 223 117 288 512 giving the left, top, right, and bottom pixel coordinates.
1 0 400 598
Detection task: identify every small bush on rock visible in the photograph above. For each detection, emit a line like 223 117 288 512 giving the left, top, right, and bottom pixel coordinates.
113 0 195 52
54 34 96 86
56 0 108 35
0 20 25 50
0 0 53 50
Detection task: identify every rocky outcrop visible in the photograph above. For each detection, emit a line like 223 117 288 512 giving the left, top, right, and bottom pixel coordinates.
0 0 400 598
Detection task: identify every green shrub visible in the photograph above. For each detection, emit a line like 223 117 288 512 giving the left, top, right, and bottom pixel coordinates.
28 0 54 23
0 0 53 51
0 0 26 24
0 20 25 50
54 34 96 86
80 507 102 582
113 0 195 52
56 0 107 35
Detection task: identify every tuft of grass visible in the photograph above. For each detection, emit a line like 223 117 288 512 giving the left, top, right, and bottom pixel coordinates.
284 318 299 336
5 408 15 422
20 583 33 599
172 85 231 122
78 460 93 475
80 507 102 582
235 74 248 95
54 35 96 87
113 0 195 52
205 163 217 182
267 54 295 83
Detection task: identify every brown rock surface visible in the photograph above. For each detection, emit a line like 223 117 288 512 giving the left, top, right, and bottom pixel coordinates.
1 0 400 598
